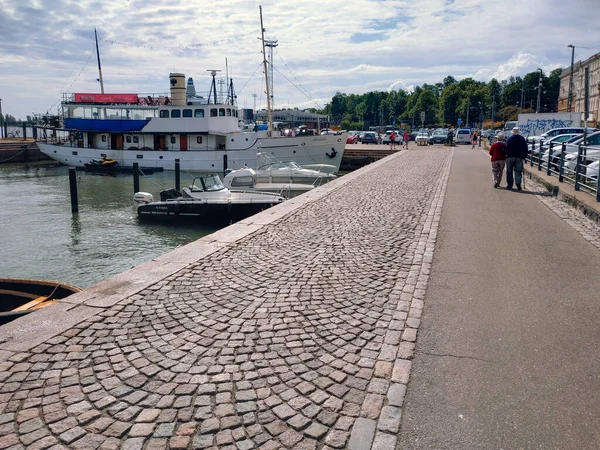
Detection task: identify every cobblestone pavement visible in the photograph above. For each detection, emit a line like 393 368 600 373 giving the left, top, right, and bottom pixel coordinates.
0 148 452 450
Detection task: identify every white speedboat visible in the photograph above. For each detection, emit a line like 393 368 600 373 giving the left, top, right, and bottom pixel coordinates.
254 152 337 185
134 173 285 223
222 167 315 198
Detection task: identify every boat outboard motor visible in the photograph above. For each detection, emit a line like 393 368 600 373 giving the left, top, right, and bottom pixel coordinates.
133 192 153 205
159 188 182 202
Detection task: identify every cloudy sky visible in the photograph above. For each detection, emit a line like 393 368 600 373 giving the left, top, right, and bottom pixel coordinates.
0 0 599 120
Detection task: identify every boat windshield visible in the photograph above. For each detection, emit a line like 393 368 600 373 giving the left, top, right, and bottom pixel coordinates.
203 174 225 191
190 174 226 192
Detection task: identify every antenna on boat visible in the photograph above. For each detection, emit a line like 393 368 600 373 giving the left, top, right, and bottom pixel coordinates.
207 69 221 104
94 28 105 94
259 5 273 137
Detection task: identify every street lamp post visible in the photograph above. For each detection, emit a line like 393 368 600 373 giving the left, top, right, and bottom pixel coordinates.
567 44 575 112
519 84 524 115
536 68 543 113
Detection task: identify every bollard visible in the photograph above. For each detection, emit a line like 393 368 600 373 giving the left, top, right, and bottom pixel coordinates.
530 139 535 167
175 159 181 191
223 154 228 178
68 167 79 213
547 142 553 176
559 143 566 183
133 162 140 194
537 139 543 171
22 123 27 141
574 144 582 191
33 126 37 140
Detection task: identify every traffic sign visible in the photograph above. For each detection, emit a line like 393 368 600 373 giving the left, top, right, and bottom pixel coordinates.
420 111 425 123
458 118 462 125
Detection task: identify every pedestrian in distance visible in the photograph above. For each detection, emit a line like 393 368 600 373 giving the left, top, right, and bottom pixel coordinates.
471 130 478 148
489 132 507 188
504 127 528 190
390 131 397 150
403 130 410 149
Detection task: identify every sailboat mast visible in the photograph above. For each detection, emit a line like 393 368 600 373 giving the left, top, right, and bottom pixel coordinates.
94 28 105 94
259 6 273 137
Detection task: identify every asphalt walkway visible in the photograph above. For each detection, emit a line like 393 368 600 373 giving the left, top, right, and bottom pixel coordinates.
398 147 600 449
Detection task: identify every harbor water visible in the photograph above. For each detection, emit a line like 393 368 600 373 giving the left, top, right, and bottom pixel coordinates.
0 163 218 289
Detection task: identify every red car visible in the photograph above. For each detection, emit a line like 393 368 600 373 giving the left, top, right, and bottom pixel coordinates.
346 134 359 144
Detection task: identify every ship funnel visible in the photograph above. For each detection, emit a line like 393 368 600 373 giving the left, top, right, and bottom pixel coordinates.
186 77 196 97
169 73 186 106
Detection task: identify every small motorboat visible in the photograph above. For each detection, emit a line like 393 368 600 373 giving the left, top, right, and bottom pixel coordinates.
222 167 315 198
0 278 81 326
134 173 286 223
255 152 337 185
84 156 118 168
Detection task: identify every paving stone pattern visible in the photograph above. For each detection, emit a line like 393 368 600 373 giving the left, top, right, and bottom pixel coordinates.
0 148 452 449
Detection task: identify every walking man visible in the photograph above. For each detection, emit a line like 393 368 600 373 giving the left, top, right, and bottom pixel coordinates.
504 127 528 190
489 132 507 188
403 130 410 149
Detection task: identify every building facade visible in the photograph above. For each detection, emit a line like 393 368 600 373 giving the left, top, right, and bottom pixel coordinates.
253 109 330 130
558 51 600 125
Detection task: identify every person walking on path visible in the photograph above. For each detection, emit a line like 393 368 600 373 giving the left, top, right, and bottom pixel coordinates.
504 127 528 190
390 131 397 150
403 130 410 149
471 130 478 148
489 133 507 188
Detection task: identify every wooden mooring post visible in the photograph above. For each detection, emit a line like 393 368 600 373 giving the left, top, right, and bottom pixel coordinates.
68 168 79 213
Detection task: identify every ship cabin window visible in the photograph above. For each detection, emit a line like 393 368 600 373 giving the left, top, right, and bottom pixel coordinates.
126 136 132 143
171 110 181 118
160 110 169 118
210 108 217 117
234 110 238 118
101 135 107 142
226 108 231 116
195 109 204 118
231 176 254 187
197 136 203 144
183 109 193 118
133 136 139 143
170 136 176 144
219 108 225 117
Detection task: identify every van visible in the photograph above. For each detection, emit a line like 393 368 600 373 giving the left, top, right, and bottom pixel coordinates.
454 128 471 144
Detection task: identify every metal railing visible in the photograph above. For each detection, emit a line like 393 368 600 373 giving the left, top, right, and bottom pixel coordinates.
526 139 600 202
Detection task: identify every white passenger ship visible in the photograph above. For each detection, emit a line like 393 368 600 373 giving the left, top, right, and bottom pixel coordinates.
37 72 346 172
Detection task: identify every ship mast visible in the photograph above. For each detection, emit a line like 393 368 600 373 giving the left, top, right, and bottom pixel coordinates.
94 28 105 94
259 6 273 137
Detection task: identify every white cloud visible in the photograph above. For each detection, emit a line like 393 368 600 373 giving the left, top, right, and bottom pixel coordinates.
0 0 598 119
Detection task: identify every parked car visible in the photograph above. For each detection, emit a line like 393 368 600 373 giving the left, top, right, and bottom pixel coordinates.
527 127 597 142
428 129 447 144
409 131 419 141
415 133 429 145
529 133 581 156
361 132 379 144
585 160 599 181
454 128 471 145
346 134 359 144
382 130 401 144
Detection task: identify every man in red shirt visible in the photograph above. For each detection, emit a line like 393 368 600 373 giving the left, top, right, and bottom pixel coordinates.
489 132 507 188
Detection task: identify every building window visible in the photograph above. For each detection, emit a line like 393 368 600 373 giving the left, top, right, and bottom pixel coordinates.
183 109 193 118
160 110 169 118
197 136 203 144
126 136 132 143
219 108 225 116
170 136 176 144
195 109 205 118
210 108 217 117
171 110 181 118
133 136 139 143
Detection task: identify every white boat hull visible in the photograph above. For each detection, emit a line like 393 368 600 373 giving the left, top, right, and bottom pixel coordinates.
38 134 346 173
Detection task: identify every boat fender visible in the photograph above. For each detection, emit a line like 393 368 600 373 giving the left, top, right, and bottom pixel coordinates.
326 149 337 159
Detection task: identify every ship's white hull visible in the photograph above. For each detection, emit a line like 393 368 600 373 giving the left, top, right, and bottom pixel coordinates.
38 134 346 172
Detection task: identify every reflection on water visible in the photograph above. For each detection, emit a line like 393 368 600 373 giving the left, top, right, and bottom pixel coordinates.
0 163 216 288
